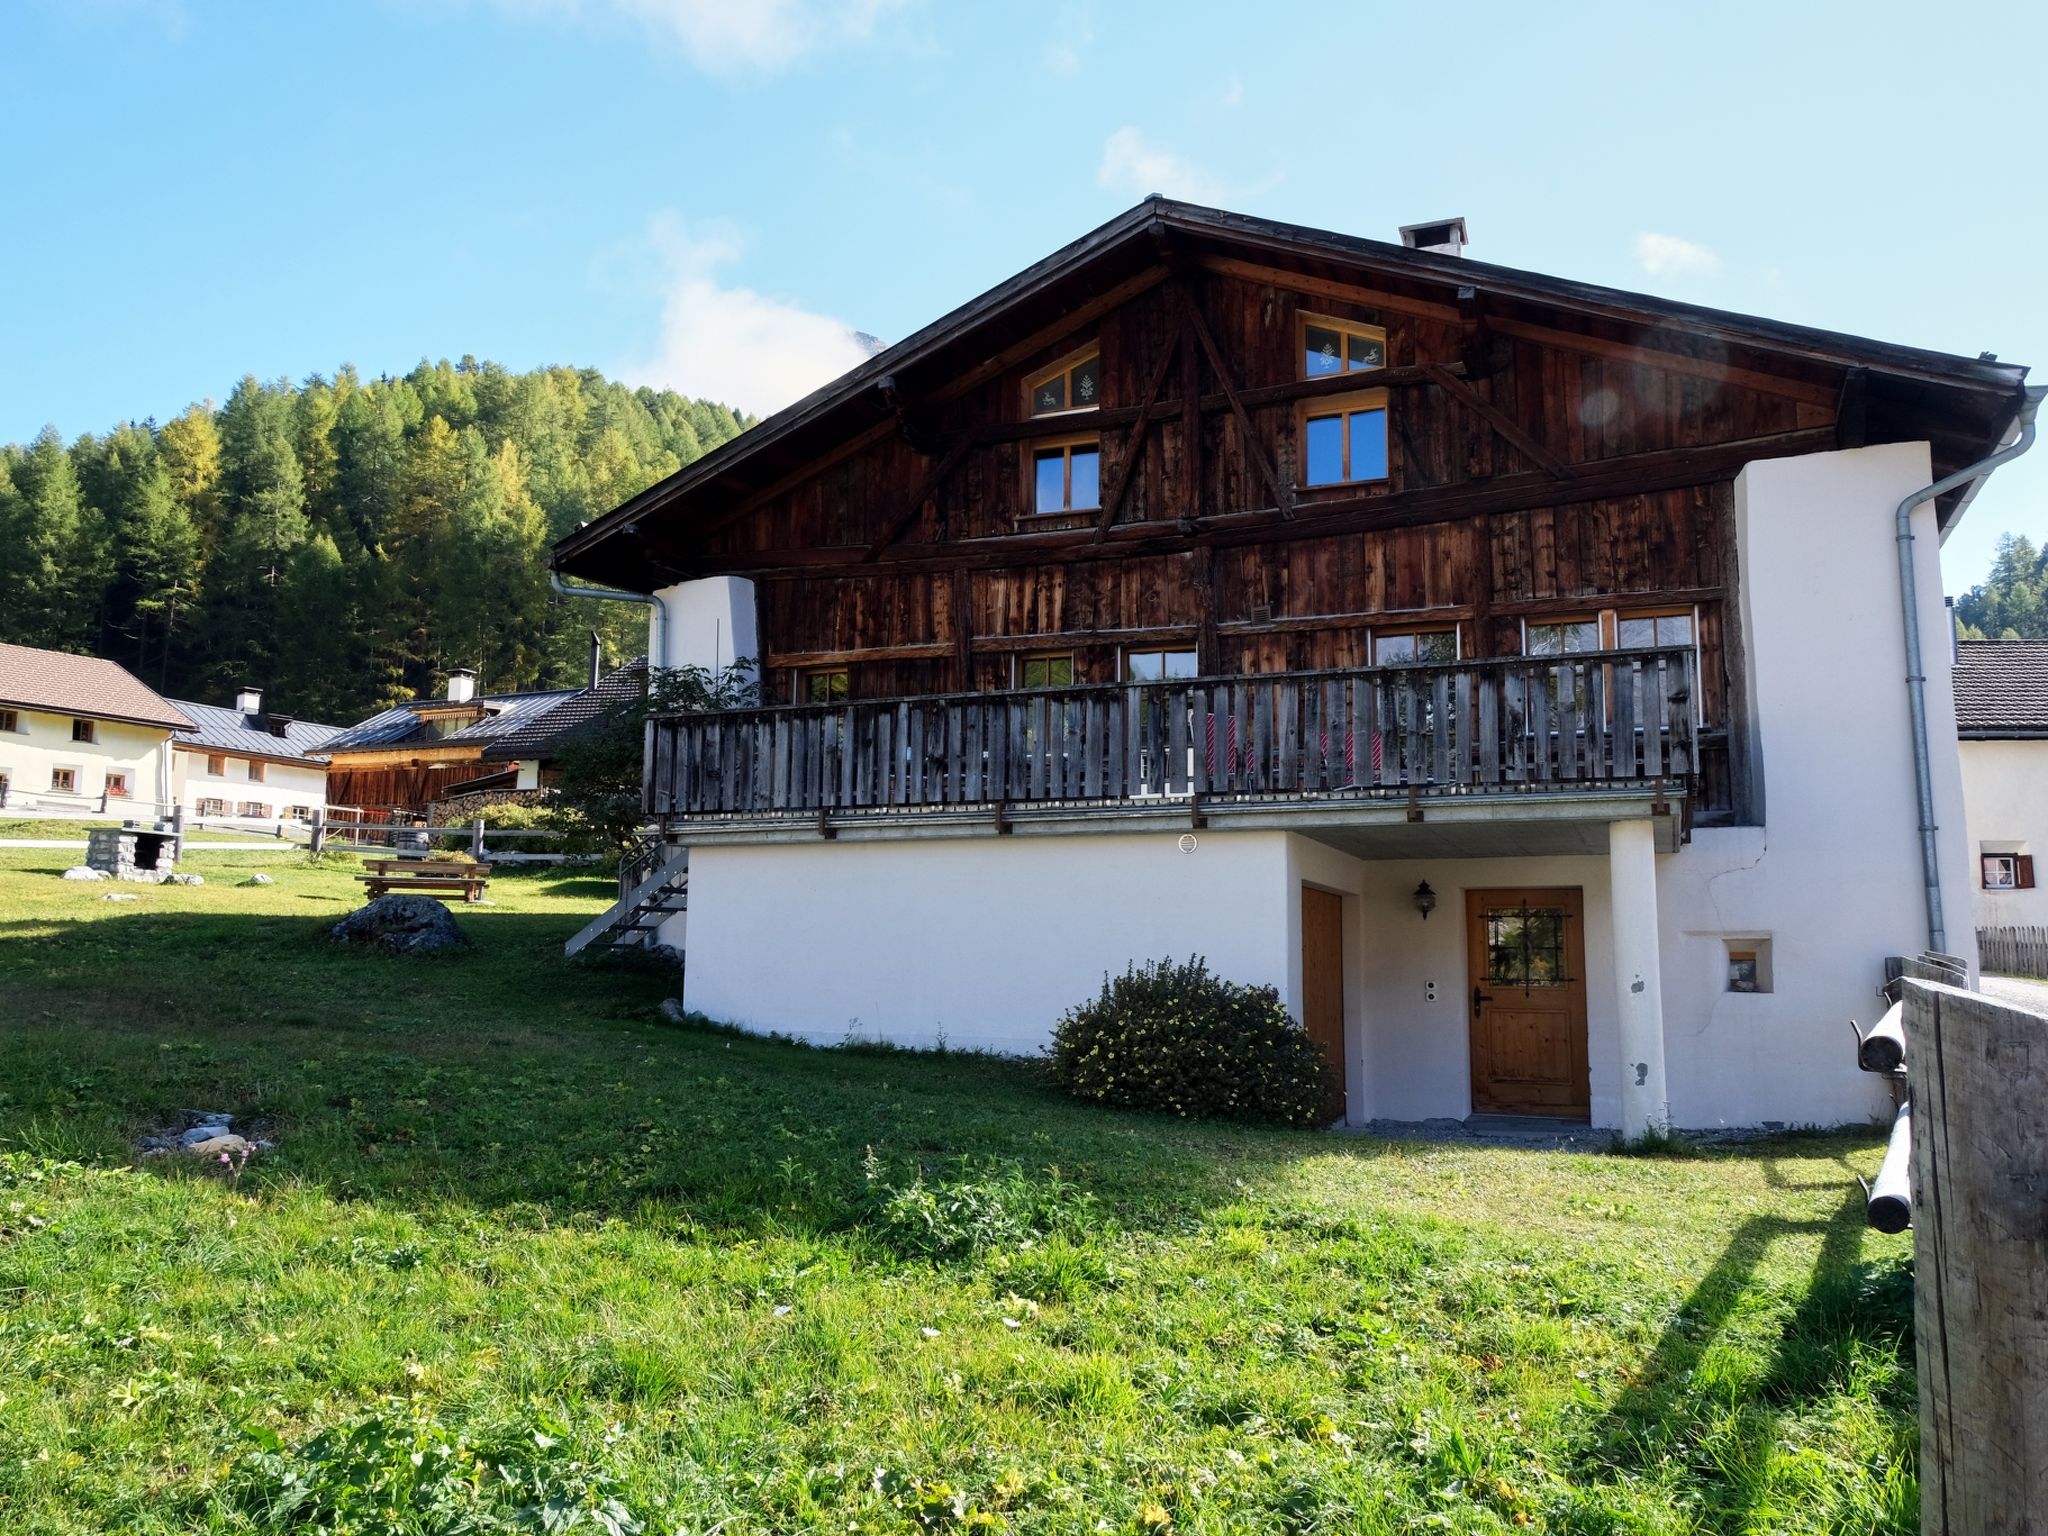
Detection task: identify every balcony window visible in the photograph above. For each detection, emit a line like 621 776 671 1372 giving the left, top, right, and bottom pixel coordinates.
1300 391 1389 487
801 667 850 704
1024 345 1100 416
1019 653 1076 689
1374 629 1459 666
1617 611 1695 649
72 718 96 743
1526 617 1603 656
1031 437 1101 514
1123 648 1197 682
1300 313 1386 378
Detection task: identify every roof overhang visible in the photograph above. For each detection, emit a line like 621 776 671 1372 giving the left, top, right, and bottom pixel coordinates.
552 198 2031 591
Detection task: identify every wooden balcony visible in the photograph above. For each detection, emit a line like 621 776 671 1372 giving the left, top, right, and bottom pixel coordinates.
646 647 1710 848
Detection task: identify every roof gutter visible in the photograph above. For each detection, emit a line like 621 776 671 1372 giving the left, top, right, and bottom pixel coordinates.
1895 384 2045 954
551 570 666 669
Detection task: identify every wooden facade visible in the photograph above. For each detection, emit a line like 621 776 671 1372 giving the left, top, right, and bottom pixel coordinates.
555 202 2030 833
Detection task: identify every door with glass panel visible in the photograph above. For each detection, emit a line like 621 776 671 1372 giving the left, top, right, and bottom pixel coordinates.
1465 887 1589 1119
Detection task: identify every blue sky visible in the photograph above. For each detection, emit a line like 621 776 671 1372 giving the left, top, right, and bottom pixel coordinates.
3 0 2043 590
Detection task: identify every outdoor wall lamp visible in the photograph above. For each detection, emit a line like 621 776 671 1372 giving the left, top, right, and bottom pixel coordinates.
1413 881 1437 920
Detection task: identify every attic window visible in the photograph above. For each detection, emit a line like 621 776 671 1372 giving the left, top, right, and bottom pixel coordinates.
1299 312 1386 379
1025 345 1100 416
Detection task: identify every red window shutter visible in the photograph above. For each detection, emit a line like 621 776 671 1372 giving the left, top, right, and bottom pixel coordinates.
2019 855 2036 890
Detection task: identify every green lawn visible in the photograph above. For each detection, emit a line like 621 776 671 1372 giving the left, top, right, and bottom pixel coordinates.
0 844 1915 1534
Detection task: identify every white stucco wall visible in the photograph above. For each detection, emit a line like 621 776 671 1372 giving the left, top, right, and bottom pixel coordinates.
172 750 328 820
1960 738 2048 928
651 577 758 678
0 709 172 812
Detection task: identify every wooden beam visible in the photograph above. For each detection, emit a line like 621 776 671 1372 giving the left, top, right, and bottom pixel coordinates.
1179 302 1202 523
1423 362 1572 480
1457 284 1492 382
964 624 1199 655
1187 301 1296 517
1093 298 1184 541
1488 315 1839 408
763 642 953 668
1196 253 1463 323
1836 366 1870 450
925 264 1173 406
952 566 973 682
863 435 975 560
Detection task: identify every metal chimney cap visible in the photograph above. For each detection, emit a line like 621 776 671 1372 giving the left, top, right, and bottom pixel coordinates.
1399 217 1469 256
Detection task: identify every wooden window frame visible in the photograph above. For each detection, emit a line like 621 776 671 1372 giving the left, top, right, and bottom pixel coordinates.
1521 605 1707 726
197 797 225 817
247 759 266 783
1017 651 1077 690
71 718 96 744
1297 388 1390 488
1121 646 1199 682
51 767 77 793
797 666 850 705
1026 432 1103 515
1297 311 1388 380
1023 342 1102 418
238 801 272 819
105 772 130 798
206 753 227 776
1371 627 1461 667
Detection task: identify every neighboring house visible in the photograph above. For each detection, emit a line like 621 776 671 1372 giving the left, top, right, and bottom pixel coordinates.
478 656 649 791
552 199 2034 1134
167 688 341 825
0 642 194 814
321 671 576 816
1954 639 2048 929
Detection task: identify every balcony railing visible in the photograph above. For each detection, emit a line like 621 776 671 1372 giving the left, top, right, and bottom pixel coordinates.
645 646 1699 825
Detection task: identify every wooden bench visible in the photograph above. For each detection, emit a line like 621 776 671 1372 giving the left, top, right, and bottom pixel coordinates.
355 857 490 904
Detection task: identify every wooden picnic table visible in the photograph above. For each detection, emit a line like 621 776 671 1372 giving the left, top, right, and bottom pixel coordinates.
355 857 490 904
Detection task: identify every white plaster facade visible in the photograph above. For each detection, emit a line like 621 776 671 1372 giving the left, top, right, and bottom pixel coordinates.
171 749 329 823
1959 738 2048 928
650 442 1979 1132
0 708 174 813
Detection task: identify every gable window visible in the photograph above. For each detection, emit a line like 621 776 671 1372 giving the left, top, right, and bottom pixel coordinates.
51 767 77 793
247 760 266 783
1300 313 1387 378
72 718 96 743
800 667 849 704
1373 629 1459 666
105 772 130 798
1123 647 1198 682
1983 853 2035 890
206 753 227 776
1019 653 1076 689
1300 391 1389 487
1031 436 1101 514
1025 345 1100 417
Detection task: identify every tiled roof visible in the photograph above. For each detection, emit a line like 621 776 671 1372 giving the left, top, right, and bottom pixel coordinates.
169 699 344 765
321 689 579 755
481 659 648 761
0 642 195 730
1954 639 2048 736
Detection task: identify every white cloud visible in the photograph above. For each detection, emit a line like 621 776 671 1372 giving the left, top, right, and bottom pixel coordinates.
1096 127 1224 204
497 0 902 73
615 215 878 418
1220 75 1244 108
1044 4 1092 74
1634 231 1722 280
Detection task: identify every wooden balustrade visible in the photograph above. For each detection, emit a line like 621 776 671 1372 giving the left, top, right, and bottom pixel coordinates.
645 646 1698 823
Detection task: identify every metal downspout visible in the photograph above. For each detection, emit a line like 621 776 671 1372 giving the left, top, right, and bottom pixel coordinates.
1894 385 2044 953
549 569 667 668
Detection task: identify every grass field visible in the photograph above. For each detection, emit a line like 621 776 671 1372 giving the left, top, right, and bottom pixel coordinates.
0 842 1915 1533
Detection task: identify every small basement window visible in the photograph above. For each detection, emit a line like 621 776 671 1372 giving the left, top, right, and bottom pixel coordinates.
1025 345 1100 416
1725 937 1773 994
1031 436 1101 514
1300 391 1388 487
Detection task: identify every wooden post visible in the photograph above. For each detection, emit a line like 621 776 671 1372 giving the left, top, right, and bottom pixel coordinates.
471 817 485 860
169 804 184 862
311 807 327 857
1906 977 2048 1528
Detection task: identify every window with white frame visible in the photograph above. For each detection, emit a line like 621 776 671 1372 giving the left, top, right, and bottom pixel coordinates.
1983 852 2035 890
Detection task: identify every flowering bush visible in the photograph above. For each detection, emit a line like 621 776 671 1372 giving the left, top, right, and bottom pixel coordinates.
1047 957 1337 1128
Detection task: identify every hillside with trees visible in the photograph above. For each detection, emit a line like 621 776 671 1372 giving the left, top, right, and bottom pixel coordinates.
1957 532 2048 639
0 360 750 722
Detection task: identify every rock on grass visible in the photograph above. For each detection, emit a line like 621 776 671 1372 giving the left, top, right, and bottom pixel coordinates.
329 894 468 956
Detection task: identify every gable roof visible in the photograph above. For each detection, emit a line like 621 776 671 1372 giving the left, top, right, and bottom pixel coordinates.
552 198 2032 590
1955 639 2048 737
322 689 580 755
169 699 344 765
0 642 195 730
481 658 649 762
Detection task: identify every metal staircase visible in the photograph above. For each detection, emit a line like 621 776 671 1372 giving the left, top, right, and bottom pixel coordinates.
563 836 688 958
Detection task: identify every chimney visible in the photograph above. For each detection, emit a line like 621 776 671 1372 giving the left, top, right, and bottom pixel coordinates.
589 630 603 690
1399 217 1469 258
234 687 262 715
446 669 478 704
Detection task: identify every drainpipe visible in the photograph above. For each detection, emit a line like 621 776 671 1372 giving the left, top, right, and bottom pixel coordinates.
549 570 666 669
1894 385 2044 953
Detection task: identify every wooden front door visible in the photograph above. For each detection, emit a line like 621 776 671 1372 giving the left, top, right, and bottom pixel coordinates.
1300 886 1347 1123
1465 887 1590 1119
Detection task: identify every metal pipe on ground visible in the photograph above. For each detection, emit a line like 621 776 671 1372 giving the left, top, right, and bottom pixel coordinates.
1867 1098 1913 1233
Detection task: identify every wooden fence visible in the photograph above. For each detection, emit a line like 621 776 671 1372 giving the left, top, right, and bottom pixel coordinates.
646 646 1697 822
1976 925 2048 979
